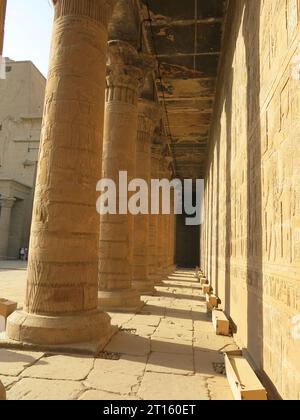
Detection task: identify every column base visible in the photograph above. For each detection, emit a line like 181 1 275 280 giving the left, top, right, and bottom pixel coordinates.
132 280 155 296
4 309 116 355
98 289 144 313
0 380 6 401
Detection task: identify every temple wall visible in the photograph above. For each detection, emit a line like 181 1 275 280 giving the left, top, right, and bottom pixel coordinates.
201 0 300 400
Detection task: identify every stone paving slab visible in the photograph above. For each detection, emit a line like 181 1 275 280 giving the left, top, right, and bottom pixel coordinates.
85 370 141 395
105 332 151 357
79 390 137 400
146 352 194 375
93 355 147 376
0 349 44 376
7 378 84 400
137 372 210 401
0 267 236 400
151 337 193 355
21 355 94 381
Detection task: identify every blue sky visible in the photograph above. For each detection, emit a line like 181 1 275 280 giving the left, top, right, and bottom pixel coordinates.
3 0 53 77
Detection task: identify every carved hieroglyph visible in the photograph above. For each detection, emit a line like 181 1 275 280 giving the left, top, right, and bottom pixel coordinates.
6 0 117 349
98 40 155 310
201 0 300 400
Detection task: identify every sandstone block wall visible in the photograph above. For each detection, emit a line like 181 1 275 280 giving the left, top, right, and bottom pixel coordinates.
201 0 300 400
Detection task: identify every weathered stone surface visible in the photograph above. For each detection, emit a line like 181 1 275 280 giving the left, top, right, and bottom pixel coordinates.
207 377 234 401
93 355 146 376
153 326 193 341
6 0 117 349
148 144 163 285
21 355 94 381
151 337 193 355
122 324 156 337
138 372 209 401
0 379 6 401
7 378 83 400
194 333 237 353
0 268 236 400
130 314 161 327
105 332 151 356
0 349 44 376
0 375 19 389
0 61 45 260
146 352 194 375
194 350 224 377
85 371 140 395
201 0 300 400
79 390 136 400
98 39 154 311
132 99 161 295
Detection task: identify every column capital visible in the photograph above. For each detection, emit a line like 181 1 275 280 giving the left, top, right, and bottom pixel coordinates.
52 0 117 27
106 40 156 95
0 197 15 209
137 99 161 139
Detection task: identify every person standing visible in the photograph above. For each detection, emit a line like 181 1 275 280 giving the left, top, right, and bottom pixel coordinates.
19 248 25 261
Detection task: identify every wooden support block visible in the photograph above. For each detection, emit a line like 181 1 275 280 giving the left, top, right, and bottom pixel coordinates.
212 309 230 336
225 351 268 400
206 293 219 311
0 298 17 319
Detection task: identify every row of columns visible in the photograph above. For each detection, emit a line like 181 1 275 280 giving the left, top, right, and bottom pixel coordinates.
5 0 176 351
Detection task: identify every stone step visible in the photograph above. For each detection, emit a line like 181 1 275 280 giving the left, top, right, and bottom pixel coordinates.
212 309 230 336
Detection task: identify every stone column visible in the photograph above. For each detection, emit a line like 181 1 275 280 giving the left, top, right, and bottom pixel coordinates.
132 100 160 295
168 166 176 274
0 379 5 400
0 197 15 259
98 41 154 311
148 143 162 286
166 159 176 275
169 199 176 272
7 0 117 351
0 0 6 56
159 158 171 280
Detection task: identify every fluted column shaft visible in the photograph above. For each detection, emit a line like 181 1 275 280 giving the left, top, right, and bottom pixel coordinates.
132 100 160 294
159 159 171 279
168 192 176 273
98 41 153 311
148 145 161 285
7 0 117 349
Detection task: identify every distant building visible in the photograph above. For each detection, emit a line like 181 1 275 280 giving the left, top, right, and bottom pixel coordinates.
0 59 45 259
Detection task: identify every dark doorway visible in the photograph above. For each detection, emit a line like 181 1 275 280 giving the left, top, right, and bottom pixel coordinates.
176 213 200 268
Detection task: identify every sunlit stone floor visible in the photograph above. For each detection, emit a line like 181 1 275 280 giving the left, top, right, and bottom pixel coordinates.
0 262 237 400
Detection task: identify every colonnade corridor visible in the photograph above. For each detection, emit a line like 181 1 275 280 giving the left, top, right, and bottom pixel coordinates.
0 0 299 402
0 264 236 400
